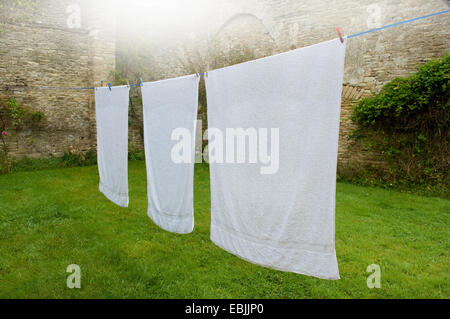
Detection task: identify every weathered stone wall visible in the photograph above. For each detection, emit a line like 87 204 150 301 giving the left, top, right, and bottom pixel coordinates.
1 0 449 171
117 0 449 171
0 0 115 158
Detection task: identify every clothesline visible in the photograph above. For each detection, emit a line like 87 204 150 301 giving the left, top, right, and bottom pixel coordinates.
96 38 347 279
347 9 450 38
1 8 449 92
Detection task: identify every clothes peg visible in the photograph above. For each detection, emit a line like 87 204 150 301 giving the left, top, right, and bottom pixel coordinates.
336 27 344 43
126 80 130 87
108 83 112 91
140 78 144 87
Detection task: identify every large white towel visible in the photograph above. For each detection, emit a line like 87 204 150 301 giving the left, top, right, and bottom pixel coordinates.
95 86 130 207
205 38 346 280
142 75 200 234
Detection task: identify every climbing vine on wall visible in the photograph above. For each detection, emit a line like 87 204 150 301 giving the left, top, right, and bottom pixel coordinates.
0 0 39 33
0 98 46 173
351 54 449 187
0 0 39 19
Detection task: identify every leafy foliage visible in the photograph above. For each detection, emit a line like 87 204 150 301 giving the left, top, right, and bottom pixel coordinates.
351 54 449 188
0 98 46 173
353 54 449 129
1 148 148 175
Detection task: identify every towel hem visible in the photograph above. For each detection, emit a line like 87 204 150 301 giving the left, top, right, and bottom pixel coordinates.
99 183 129 208
211 221 340 280
148 207 194 234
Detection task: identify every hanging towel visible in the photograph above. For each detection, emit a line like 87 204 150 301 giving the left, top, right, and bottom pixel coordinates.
95 86 130 207
142 75 200 234
205 38 347 280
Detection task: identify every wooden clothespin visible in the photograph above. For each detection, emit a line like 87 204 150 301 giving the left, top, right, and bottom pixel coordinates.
336 27 344 43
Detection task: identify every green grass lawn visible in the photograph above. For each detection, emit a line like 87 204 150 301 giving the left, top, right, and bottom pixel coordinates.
0 161 448 298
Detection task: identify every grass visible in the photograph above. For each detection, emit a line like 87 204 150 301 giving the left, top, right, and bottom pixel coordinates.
0 161 448 299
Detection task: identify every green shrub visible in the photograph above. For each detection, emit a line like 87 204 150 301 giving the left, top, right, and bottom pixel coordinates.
128 146 145 161
8 151 97 173
353 54 449 129
2 147 147 175
59 151 97 168
351 54 449 189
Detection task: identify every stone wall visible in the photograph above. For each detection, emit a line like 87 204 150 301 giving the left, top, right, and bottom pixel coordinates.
0 0 115 158
118 0 449 171
1 0 449 172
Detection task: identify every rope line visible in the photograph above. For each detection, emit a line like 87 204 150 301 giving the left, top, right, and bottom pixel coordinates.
348 9 450 38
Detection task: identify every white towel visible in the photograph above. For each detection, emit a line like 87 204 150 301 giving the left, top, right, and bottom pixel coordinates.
95 86 130 207
205 38 346 280
142 75 200 234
